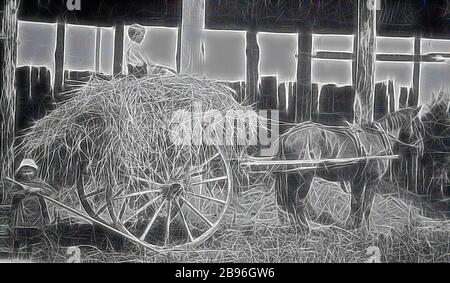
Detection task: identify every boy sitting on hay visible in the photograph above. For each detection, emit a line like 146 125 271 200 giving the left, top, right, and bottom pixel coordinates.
126 24 175 77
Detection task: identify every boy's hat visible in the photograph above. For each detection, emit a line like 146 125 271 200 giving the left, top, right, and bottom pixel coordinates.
16 158 38 173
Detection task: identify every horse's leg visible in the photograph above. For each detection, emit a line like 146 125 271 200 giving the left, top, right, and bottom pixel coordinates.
290 173 314 228
346 176 366 230
362 180 378 230
275 172 290 225
276 172 313 228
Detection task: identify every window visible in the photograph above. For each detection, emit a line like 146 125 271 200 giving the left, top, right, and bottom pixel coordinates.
257 32 298 82
99 27 115 76
420 38 450 105
375 36 415 111
313 34 354 54
312 34 354 86
17 21 57 79
64 24 97 72
203 29 246 82
65 24 116 75
377 36 414 55
311 34 355 124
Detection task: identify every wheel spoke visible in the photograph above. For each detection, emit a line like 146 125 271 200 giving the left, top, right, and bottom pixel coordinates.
156 147 174 181
203 152 220 166
96 203 108 215
175 200 194 242
127 175 165 187
114 189 162 200
209 179 223 197
180 196 213 228
164 200 172 246
111 186 127 198
171 166 184 179
190 176 228 187
124 195 163 223
191 152 220 171
84 188 105 199
119 199 129 220
170 149 185 177
188 169 208 177
144 168 165 187
185 191 226 205
140 200 166 241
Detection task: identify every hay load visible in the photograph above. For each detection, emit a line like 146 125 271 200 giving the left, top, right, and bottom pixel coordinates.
18 74 256 192
421 92 450 202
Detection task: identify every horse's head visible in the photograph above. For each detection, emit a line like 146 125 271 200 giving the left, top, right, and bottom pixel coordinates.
375 107 424 154
376 107 422 135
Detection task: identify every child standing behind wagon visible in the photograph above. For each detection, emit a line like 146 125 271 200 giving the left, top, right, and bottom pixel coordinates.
6 159 56 255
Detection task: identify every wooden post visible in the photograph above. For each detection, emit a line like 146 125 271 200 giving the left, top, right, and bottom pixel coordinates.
54 21 65 94
311 83 319 122
374 81 387 121
410 36 421 107
246 29 260 104
95 27 101 73
288 83 298 122
0 0 19 179
277 27 312 225
388 80 395 113
354 0 377 122
113 25 124 76
259 76 278 110
296 27 313 122
405 37 422 194
180 0 205 76
278 83 287 121
399 87 409 109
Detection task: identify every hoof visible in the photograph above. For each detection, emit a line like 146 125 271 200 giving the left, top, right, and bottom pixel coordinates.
293 215 311 232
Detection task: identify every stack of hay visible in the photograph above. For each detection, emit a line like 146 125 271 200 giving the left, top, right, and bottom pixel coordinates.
420 92 450 210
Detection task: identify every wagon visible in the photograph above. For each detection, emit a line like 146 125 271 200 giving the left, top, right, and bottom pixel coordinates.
3 55 418 254
6 143 399 252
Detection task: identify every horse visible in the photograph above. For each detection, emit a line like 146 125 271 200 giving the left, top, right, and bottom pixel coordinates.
276 107 423 229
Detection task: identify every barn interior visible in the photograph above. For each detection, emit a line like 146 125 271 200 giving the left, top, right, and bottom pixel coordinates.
0 0 449 262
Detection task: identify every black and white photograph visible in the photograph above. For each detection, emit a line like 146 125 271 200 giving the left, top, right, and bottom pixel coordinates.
0 0 449 266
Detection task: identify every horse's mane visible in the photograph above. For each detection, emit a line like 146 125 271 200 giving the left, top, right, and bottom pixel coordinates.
377 107 421 133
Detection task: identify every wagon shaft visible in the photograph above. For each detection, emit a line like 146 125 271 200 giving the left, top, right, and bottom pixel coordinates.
240 155 400 173
40 195 162 252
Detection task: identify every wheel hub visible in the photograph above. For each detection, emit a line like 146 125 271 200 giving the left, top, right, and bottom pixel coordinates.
162 182 183 199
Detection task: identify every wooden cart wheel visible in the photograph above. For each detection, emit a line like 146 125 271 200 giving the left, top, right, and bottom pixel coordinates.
106 144 232 251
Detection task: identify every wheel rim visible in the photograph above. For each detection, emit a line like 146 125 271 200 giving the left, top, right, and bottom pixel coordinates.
76 165 113 225
106 145 232 251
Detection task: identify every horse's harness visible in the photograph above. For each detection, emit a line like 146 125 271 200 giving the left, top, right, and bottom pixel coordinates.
280 121 420 175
